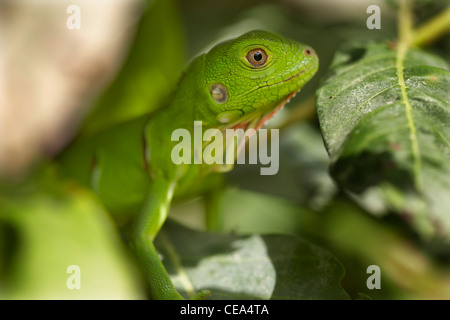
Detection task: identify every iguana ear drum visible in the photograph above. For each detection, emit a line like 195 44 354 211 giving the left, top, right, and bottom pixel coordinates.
210 83 229 104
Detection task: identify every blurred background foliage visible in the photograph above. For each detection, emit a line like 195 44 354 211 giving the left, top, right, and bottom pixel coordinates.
0 0 449 299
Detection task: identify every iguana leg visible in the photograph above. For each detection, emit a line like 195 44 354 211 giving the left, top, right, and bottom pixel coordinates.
129 178 183 300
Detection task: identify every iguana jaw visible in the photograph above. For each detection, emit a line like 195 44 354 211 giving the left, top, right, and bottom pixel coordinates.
203 88 299 167
253 89 300 131
202 88 299 172
218 64 312 133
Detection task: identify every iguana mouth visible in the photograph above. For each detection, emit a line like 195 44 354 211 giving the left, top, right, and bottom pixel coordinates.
218 88 300 155
218 63 316 134
230 88 300 132
243 68 306 97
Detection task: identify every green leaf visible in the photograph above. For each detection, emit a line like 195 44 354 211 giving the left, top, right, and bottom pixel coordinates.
0 184 145 299
155 219 350 300
316 41 450 241
356 292 373 300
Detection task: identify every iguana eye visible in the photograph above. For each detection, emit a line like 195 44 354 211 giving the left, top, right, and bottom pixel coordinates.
246 48 267 67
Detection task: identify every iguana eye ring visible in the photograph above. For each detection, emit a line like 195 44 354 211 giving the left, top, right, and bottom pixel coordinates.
246 48 267 67
210 83 229 104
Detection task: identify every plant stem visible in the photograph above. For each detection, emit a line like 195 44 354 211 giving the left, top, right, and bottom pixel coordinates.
411 6 450 47
398 0 413 47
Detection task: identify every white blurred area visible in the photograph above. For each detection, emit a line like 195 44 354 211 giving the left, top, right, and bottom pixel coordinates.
0 0 141 179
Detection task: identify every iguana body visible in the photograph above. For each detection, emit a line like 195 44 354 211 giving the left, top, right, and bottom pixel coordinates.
59 31 319 299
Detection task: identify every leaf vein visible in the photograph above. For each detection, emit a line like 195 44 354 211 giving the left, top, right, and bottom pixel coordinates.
396 43 423 189
323 66 397 112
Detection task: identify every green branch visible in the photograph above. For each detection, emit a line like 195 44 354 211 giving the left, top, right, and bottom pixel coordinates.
398 0 414 47
411 6 450 47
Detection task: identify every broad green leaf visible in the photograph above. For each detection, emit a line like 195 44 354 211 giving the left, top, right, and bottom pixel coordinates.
316 41 450 241
0 183 145 299
81 0 185 136
155 219 350 300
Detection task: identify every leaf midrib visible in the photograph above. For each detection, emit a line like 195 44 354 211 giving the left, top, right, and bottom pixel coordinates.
396 43 423 189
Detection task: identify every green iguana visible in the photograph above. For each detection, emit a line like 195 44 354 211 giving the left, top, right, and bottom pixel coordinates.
59 30 319 299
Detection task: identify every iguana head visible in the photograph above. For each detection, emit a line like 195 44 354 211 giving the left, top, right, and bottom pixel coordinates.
201 30 319 130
